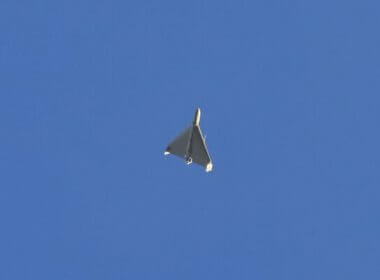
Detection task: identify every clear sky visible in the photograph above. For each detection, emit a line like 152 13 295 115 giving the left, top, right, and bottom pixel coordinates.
1 0 379 279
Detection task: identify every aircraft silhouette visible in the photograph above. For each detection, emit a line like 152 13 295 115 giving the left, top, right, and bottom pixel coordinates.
165 108 213 172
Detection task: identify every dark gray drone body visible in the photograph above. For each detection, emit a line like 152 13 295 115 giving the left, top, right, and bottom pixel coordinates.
165 108 213 172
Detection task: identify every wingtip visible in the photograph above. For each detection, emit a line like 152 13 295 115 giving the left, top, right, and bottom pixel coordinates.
205 162 213 172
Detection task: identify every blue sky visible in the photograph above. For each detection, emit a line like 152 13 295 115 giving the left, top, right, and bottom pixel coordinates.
1 0 379 279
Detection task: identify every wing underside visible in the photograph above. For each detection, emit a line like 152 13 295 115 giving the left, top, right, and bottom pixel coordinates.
165 125 213 172
165 127 192 158
191 125 213 172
